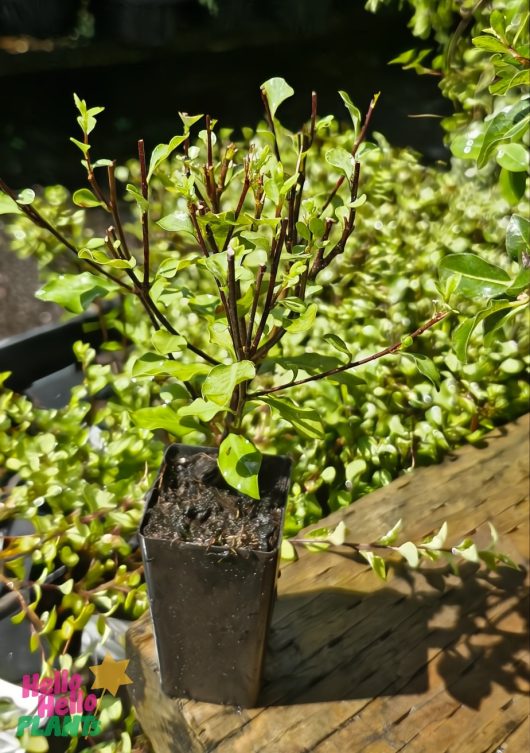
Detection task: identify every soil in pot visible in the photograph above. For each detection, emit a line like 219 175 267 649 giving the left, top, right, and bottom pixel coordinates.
144 451 283 551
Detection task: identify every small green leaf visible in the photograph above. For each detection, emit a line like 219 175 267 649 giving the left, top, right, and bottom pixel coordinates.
260 395 325 439
324 334 351 361
261 77 295 118
147 134 187 182
422 521 448 550
58 579 74 595
0 192 22 215
325 147 354 180
506 214 530 261
126 184 149 213
452 539 480 563
202 361 256 407
157 210 196 238
359 550 387 580
397 542 419 568
73 188 104 208
472 35 509 53
377 519 403 546
328 521 347 546
281 539 298 562
17 188 35 205
499 167 526 205
440 253 511 297
152 331 187 354
338 90 361 136
178 398 224 422
132 405 194 436
496 143 528 172
218 434 262 500
402 353 440 389
132 353 210 380
35 272 117 314
285 303 318 333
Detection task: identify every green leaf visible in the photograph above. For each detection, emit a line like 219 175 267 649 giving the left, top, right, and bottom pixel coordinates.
178 398 224 422
285 303 318 334
359 550 387 580
147 134 187 182
472 35 509 53
132 405 194 435
499 167 526 205
157 210 196 238
325 147 354 180
126 184 148 213
179 112 203 131
35 272 117 314
452 539 480 563
218 434 262 500
506 214 530 261
78 247 136 269
440 253 511 297
377 519 403 546
202 361 256 407
422 521 448 550
73 188 104 208
328 521 347 546
281 539 298 562
397 542 419 568
17 188 35 205
261 77 295 118
496 143 528 172
131 353 210 380
0 192 22 215
402 353 440 389
151 331 187 354
58 579 74 595
450 126 485 160
323 333 351 360
260 395 325 439
338 90 361 136
452 316 477 363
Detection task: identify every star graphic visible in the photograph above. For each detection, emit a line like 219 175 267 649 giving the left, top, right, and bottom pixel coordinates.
89 654 133 696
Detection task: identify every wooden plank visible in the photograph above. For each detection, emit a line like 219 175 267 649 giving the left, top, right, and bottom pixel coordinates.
126 415 530 753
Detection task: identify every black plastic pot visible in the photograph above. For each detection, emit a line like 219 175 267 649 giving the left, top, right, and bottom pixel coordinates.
0 309 114 407
91 0 201 47
139 443 291 706
0 0 81 38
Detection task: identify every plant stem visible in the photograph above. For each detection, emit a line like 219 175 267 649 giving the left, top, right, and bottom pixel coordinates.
251 218 288 353
261 87 281 162
246 263 266 354
107 162 132 260
248 311 450 398
227 247 244 358
138 140 150 290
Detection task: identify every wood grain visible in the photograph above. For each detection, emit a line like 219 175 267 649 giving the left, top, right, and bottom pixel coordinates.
126 415 530 753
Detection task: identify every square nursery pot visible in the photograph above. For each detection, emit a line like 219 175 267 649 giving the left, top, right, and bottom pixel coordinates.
139 443 291 707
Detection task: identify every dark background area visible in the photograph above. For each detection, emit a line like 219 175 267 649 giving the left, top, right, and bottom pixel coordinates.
0 0 451 338
0 0 450 189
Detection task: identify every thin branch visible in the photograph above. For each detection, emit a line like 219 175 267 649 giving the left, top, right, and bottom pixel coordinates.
138 140 150 290
251 219 288 353
248 311 450 398
321 91 379 214
0 178 133 292
261 87 281 162
227 248 244 358
107 162 132 260
246 263 266 355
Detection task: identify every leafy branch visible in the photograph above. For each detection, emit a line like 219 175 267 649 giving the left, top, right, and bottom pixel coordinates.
282 520 520 579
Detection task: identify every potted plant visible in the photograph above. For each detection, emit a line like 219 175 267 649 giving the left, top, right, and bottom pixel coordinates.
1 78 527 707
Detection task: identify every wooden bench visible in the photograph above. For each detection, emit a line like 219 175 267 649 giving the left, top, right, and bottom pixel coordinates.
126 415 529 753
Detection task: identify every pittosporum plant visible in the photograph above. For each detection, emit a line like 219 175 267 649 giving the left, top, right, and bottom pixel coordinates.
0 78 525 568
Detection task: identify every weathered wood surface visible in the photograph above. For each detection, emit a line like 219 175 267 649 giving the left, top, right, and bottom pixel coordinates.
127 415 530 753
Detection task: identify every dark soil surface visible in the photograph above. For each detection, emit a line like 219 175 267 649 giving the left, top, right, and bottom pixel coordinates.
144 452 283 552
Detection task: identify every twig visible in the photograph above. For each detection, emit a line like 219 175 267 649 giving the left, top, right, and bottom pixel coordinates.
248 311 450 398
138 140 150 290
